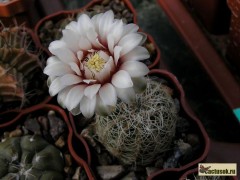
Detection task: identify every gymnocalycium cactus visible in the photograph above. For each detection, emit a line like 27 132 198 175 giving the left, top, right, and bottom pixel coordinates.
0 135 64 179
95 78 178 166
0 27 46 111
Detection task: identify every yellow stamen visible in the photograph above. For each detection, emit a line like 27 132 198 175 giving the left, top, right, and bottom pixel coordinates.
86 53 106 72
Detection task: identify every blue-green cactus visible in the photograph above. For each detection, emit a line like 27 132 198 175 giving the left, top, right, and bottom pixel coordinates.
0 135 64 179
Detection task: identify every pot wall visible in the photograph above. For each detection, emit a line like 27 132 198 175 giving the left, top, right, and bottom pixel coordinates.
227 0 240 71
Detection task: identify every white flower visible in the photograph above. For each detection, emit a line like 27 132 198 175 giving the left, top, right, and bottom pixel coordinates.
44 10 150 118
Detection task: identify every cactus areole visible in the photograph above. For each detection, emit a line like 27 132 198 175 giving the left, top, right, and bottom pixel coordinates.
0 135 64 179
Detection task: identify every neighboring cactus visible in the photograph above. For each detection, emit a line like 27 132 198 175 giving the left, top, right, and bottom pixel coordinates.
95 78 178 166
0 27 47 111
0 27 32 51
0 135 64 179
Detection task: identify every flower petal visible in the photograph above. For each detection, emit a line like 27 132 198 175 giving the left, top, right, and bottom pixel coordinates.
70 105 81 116
57 86 73 108
115 87 136 104
99 83 117 106
120 61 149 77
69 62 81 76
49 74 83 96
60 74 82 86
83 79 97 84
46 56 61 66
122 46 150 62
62 29 80 52
80 96 96 118
107 34 114 54
95 95 114 116
111 70 133 88
49 77 63 96
77 13 94 35
122 23 139 37
49 40 66 50
49 41 77 64
77 51 83 61
110 20 124 44
132 77 147 93
65 85 86 110
84 84 101 99
138 32 147 45
86 28 102 48
99 51 110 62
65 21 79 34
79 36 92 51
113 46 122 65
98 10 114 42
44 62 73 76
118 33 143 56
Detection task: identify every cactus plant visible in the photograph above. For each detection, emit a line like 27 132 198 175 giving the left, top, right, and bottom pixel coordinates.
94 78 178 166
0 135 64 179
0 27 47 111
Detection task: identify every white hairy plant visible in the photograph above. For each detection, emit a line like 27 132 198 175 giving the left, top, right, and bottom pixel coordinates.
95 77 178 166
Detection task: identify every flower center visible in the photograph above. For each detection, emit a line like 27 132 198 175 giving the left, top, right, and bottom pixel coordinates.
86 53 106 72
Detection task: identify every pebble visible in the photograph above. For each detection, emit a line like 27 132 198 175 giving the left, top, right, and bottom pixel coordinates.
72 167 80 180
145 43 155 54
97 165 125 180
101 0 110 6
55 135 65 148
38 116 49 131
24 117 41 134
48 110 66 140
9 129 22 137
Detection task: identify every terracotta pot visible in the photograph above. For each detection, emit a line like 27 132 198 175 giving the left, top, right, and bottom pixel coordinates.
0 0 26 17
156 0 240 124
180 167 238 180
0 103 95 179
184 0 231 34
69 69 210 179
0 0 30 26
34 0 160 69
0 27 51 117
227 0 240 71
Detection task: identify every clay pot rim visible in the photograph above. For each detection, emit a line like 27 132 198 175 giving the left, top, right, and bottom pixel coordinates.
0 103 95 180
148 69 210 179
0 0 26 17
156 0 240 124
69 69 210 180
34 0 160 69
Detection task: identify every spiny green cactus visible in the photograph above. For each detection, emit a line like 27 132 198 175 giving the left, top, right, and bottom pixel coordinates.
0 135 64 179
0 27 31 50
95 78 178 166
0 26 47 111
0 48 43 110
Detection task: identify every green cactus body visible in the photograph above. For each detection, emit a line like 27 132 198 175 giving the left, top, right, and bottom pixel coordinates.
0 135 64 179
95 78 178 166
0 27 31 49
0 47 44 110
